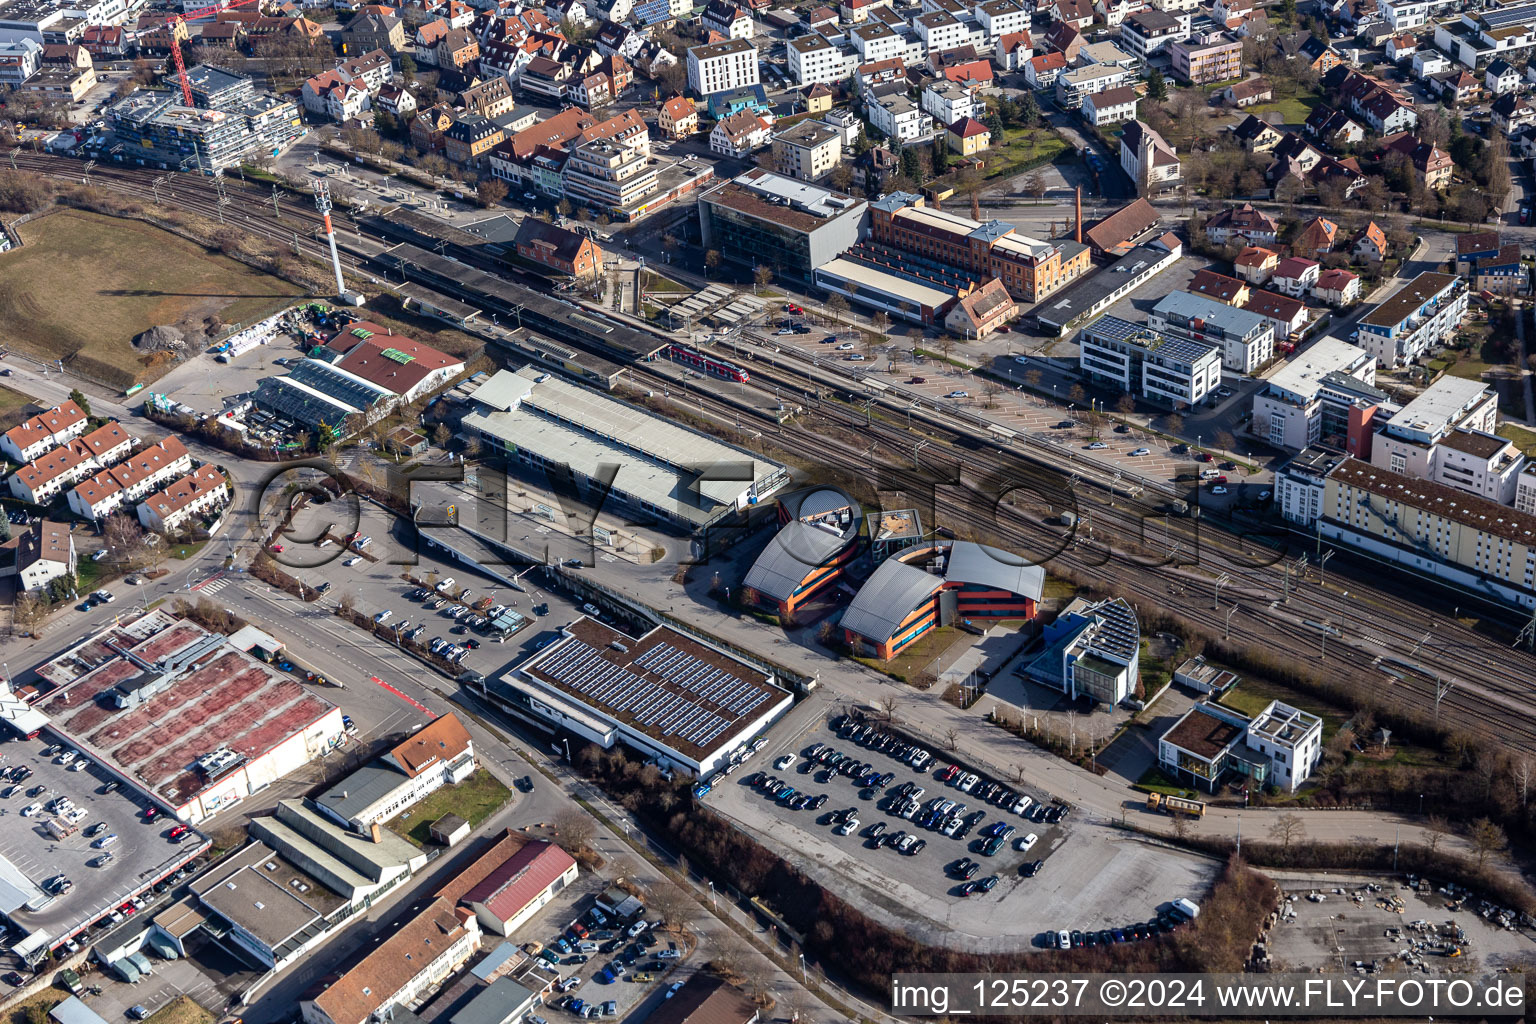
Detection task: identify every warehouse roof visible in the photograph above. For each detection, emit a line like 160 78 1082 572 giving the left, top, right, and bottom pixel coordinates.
307 898 472 1024
461 840 576 921
463 368 785 527
517 618 790 762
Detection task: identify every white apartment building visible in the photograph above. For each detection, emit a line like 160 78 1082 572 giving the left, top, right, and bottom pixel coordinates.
1355 272 1468 369
1251 336 1378 451
914 9 968 51
869 92 933 140
921 78 975 124
561 138 658 213
772 118 842 180
10 421 136 506
852 21 905 61
686 38 758 95
975 0 1030 37
1054 62 1130 108
1516 465 1536 514
1078 316 1221 407
788 32 853 85
1368 376 1497 479
1149 290 1273 374
1380 0 1431 30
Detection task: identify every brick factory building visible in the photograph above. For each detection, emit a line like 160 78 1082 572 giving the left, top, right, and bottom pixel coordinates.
35 611 346 823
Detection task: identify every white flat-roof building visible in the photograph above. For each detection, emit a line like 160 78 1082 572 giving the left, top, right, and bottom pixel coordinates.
1158 698 1322 794
1367 377 1516 500
488 617 794 777
461 367 789 532
1251 336 1379 450
1077 315 1221 407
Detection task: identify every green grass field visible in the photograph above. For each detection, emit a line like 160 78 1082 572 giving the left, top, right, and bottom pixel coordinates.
0 385 33 415
1243 95 1320 125
1497 422 1536 454
388 769 512 847
981 127 1069 181
1 210 303 383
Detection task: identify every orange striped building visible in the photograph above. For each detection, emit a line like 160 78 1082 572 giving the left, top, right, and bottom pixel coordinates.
841 542 1043 659
742 487 863 621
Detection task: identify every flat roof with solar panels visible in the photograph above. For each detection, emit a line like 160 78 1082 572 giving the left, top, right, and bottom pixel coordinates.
510 617 793 775
1478 1 1536 29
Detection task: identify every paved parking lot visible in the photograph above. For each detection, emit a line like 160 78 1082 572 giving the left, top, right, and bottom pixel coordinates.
276 502 584 681
706 714 1219 948
0 736 203 947
411 860 693 1024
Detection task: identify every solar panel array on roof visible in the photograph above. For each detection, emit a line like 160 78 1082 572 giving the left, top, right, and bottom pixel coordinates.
535 637 769 752
1091 598 1139 660
1480 1 1536 28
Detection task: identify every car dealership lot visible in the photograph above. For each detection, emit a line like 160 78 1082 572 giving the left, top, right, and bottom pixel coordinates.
707 714 1219 944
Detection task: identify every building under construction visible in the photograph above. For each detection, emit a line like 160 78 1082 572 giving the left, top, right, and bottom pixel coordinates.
105 81 303 173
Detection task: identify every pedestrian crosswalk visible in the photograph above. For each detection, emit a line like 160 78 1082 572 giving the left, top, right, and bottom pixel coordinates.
200 579 229 594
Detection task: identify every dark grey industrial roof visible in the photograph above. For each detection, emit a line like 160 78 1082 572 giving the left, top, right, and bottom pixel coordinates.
840 559 942 643
451 977 540 1024
742 521 849 602
313 761 409 823
945 542 1045 600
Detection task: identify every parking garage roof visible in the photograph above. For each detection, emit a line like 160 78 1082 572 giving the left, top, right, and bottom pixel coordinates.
37 612 338 807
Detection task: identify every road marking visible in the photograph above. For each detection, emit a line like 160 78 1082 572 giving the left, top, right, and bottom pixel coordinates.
369 677 436 717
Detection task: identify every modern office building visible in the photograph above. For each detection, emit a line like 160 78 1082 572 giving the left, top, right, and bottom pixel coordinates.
1022 596 1141 706
841 542 1044 659
1355 271 1467 368
1168 32 1242 83
1078 315 1221 407
1250 335 1380 451
1148 290 1274 374
742 487 863 621
698 167 868 280
1158 699 1322 793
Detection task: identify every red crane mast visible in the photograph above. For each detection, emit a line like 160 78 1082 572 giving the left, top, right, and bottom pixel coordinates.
163 0 264 107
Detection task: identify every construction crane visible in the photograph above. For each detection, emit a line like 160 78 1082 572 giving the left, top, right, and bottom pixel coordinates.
164 0 265 107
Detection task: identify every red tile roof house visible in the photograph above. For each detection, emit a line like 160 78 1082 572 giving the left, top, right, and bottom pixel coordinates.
1270 255 1320 297
1 400 87 464
1312 267 1361 306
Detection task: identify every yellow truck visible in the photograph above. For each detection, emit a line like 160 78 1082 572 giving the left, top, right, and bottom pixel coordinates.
1146 792 1206 818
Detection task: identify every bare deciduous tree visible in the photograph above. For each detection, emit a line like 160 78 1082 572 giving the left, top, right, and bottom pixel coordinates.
1269 813 1306 850
1468 817 1507 868
552 809 597 852
1423 814 1451 855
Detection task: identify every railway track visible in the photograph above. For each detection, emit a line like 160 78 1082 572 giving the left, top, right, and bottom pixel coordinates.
629 352 1536 753
14 152 1536 749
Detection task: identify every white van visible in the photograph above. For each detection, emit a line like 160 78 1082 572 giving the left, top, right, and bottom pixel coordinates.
1172 897 1201 919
